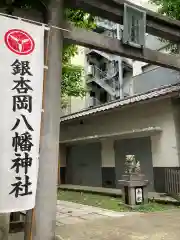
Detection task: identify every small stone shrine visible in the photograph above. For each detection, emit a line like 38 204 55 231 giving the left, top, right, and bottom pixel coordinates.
119 155 149 208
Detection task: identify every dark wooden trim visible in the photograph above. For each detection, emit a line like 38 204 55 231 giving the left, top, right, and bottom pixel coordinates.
60 167 66 184
9 222 24 233
153 167 180 193
102 167 116 188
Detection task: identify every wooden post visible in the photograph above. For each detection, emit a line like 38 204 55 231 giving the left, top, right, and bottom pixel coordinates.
32 0 63 239
24 25 50 240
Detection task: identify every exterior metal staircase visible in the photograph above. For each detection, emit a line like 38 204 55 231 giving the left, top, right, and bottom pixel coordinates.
86 49 116 62
87 65 118 97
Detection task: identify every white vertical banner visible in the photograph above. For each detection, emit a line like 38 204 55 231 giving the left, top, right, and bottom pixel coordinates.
0 15 44 212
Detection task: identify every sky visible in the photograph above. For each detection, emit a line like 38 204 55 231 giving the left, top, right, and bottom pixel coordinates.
128 0 157 10
131 0 150 5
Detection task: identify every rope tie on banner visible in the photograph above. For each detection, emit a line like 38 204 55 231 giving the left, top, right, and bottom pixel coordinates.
47 25 71 32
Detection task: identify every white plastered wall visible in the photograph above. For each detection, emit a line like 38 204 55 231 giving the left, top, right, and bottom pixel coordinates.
101 139 115 167
61 99 180 168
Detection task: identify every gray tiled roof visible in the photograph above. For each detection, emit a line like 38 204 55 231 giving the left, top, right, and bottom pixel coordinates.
60 83 180 122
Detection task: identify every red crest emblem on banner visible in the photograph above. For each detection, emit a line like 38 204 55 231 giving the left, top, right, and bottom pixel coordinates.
4 29 35 55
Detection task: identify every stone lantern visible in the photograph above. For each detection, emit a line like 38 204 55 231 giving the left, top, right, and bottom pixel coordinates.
118 155 149 208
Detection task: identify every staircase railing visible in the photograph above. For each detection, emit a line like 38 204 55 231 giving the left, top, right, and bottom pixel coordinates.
94 66 117 81
87 65 118 96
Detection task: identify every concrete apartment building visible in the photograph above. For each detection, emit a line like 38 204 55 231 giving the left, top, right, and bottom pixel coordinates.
59 5 180 193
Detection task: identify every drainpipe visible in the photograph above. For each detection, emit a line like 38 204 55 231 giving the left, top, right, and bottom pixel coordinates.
116 24 124 99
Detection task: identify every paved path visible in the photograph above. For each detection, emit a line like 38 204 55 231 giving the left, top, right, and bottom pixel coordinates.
56 200 136 226
56 201 180 240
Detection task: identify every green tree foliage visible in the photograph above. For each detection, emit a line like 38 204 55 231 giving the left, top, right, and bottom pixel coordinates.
150 0 180 19
5 0 95 102
63 9 95 101
150 0 180 53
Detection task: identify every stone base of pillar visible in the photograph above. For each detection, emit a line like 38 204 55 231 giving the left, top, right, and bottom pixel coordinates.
0 214 10 240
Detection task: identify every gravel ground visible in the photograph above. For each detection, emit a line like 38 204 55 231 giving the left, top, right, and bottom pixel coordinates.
56 209 180 240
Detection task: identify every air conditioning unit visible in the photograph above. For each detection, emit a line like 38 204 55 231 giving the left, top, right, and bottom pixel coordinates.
87 65 94 76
